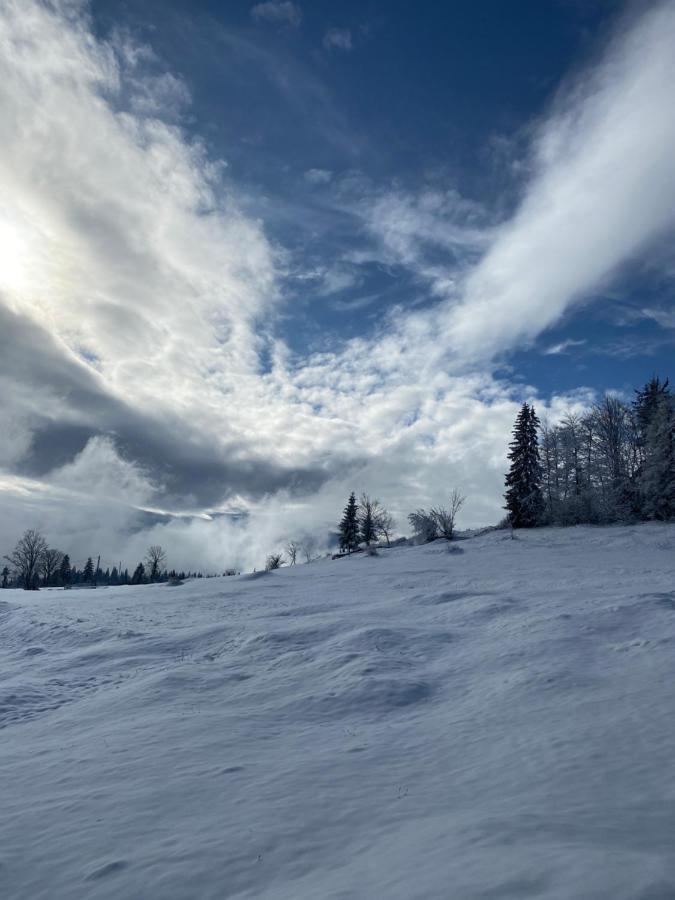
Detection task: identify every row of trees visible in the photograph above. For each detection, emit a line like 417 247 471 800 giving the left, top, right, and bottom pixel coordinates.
1 535 186 590
504 376 675 527
338 493 396 553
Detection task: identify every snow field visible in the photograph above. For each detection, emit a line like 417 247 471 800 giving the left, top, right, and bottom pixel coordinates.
2 524 675 899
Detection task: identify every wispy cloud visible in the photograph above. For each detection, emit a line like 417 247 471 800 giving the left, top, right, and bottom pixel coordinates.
444 1 675 361
323 27 353 51
251 2 302 28
543 339 587 355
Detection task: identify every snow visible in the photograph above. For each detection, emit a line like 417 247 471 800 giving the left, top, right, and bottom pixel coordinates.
2 524 675 899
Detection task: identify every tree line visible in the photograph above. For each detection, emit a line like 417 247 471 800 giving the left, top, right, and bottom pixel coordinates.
0 538 195 590
504 375 674 528
3 374 672 588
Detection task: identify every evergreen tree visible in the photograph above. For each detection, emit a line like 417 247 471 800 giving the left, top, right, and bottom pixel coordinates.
131 562 146 584
504 403 544 528
1 566 9 588
634 376 669 453
339 492 360 553
358 493 376 545
641 394 675 520
82 557 94 583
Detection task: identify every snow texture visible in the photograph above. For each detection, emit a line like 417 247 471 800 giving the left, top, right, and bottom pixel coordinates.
2 524 675 899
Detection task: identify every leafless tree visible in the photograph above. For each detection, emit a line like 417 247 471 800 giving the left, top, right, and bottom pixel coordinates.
410 490 465 543
285 540 299 565
300 536 318 563
265 553 284 571
145 545 167 582
373 503 396 546
5 529 48 590
41 548 64 586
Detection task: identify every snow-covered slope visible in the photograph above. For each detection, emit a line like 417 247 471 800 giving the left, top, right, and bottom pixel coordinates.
2 525 675 899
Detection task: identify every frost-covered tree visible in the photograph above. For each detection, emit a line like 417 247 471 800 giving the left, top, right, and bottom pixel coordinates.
431 489 466 541
641 393 675 520
504 403 544 528
373 504 395 546
634 377 670 458
339 492 359 553
265 553 283 570
358 494 377 546
4 529 48 590
408 509 439 543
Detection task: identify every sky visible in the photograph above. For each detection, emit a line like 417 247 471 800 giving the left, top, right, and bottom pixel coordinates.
2 0 675 572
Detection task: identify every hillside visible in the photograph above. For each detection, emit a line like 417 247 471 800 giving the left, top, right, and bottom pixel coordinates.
2 524 675 899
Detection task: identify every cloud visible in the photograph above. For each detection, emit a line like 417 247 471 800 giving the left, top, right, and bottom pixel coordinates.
641 307 675 329
251 2 302 28
304 167 332 185
323 27 353 51
543 339 587 355
2 1 675 573
443 0 675 361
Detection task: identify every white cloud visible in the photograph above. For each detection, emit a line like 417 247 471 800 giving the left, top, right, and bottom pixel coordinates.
641 307 675 329
304 167 332 185
2 1 675 571
323 27 353 52
251 2 302 28
444 0 675 361
543 339 587 355
50 436 158 507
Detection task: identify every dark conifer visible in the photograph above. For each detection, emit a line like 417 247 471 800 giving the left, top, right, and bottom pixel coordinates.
339 492 360 553
82 557 94 583
59 553 72 585
504 403 544 528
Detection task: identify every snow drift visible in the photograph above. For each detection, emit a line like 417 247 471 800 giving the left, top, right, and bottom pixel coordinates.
2 524 675 898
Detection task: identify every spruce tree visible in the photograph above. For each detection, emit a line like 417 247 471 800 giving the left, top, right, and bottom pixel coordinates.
83 557 94 583
1 566 9 588
59 553 71 586
504 403 544 528
131 562 146 584
641 394 675 520
634 376 669 452
339 492 360 553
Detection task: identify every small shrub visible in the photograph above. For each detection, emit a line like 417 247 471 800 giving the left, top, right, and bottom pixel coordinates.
265 553 283 571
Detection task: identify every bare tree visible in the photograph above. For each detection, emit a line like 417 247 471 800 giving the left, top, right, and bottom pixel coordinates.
300 536 318 563
440 488 466 540
145 545 167 582
265 553 284 571
41 548 64 586
372 502 396 546
5 529 48 590
285 540 299 566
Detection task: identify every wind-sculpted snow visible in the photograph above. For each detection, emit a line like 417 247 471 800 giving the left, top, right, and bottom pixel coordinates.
2 525 675 898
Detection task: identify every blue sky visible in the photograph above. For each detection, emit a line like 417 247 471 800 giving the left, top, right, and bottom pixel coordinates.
1 0 674 569
90 0 675 386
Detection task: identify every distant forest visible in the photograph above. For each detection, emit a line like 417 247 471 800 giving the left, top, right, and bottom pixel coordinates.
3 375 673 589
503 375 674 529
